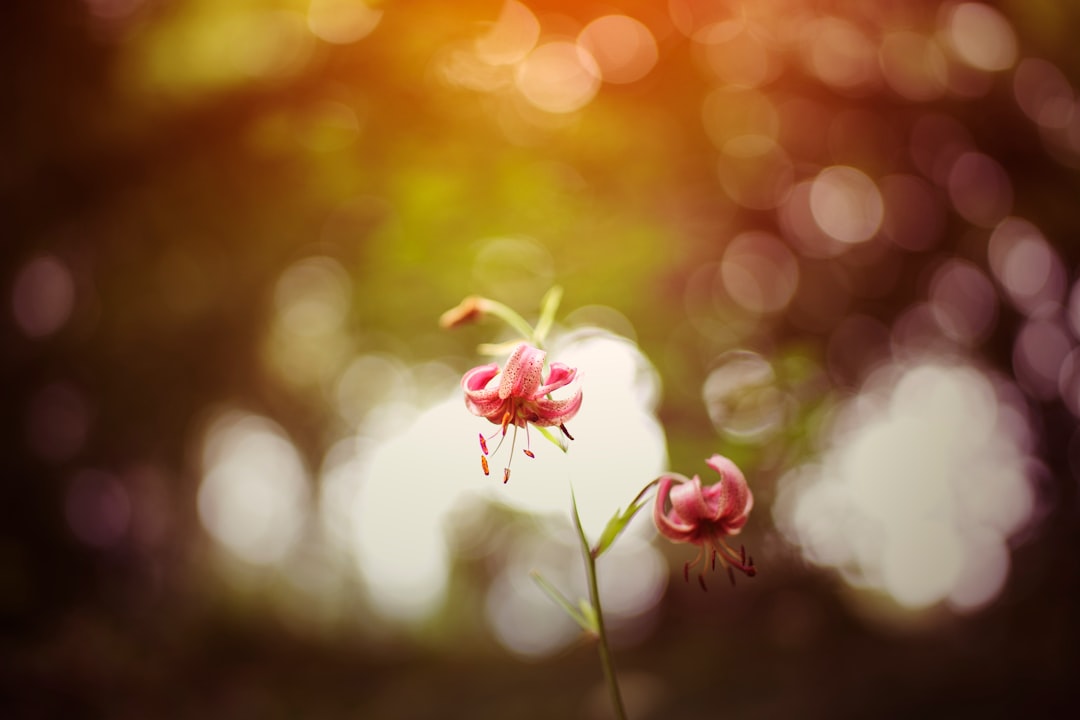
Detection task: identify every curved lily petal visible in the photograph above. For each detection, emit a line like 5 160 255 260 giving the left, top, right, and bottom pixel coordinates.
531 391 584 427
654 477 700 543
462 363 506 421
705 454 751 519
463 363 500 392
536 362 577 396
668 475 717 530
464 394 507 421
498 344 545 400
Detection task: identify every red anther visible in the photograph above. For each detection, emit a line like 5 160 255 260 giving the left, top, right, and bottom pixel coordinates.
559 424 575 441
503 467 511 484
479 433 489 456
481 456 490 476
698 574 708 591
740 545 746 565
727 566 736 586
523 449 535 458
711 549 717 571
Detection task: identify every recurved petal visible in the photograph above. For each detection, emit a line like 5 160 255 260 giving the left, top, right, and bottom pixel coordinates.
653 477 699 542
462 363 500 391
667 475 717 529
530 389 583 426
463 363 505 420
464 393 507 421
535 362 577 397
498 344 545 400
704 454 752 523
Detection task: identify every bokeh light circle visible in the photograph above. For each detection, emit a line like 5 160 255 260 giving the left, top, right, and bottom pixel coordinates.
720 230 799 315
12 255 76 339
515 41 601 114
942 2 1018 73
929 258 998 345
809 166 884 244
1013 318 1072 401
988 217 1066 315
307 0 383 45
801 16 879 94
577 15 658 85
475 0 540 65
197 411 310 566
1013 58 1074 130
702 350 787 441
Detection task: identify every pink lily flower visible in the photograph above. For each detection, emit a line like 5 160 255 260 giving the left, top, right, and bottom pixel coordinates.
654 454 756 589
462 343 583 482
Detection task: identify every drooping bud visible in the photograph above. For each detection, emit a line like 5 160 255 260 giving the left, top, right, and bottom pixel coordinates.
439 296 489 328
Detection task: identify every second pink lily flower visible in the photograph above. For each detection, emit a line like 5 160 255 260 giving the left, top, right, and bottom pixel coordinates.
462 343 583 482
654 454 756 589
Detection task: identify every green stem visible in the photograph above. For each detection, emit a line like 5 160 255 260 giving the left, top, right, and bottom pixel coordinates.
571 492 628 720
481 299 539 345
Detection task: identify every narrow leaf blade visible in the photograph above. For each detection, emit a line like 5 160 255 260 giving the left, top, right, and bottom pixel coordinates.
530 571 594 634
536 425 569 453
591 499 648 559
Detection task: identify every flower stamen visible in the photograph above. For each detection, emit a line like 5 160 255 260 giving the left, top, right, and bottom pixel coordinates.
523 423 535 459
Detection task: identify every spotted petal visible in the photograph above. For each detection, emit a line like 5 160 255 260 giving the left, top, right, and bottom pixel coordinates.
535 362 577 397
531 390 584 427
462 363 505 421
498 344 545 400
704 454 753 533
653 476 702 543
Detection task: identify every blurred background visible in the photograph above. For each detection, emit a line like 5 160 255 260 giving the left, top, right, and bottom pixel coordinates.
4 0 1080 717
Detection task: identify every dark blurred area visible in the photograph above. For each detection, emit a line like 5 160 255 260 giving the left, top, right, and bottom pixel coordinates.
3 0 1080 717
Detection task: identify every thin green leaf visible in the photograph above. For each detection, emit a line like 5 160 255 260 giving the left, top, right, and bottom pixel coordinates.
530 571 596 634
579 599 598 635
591 502 645 559
536 425 569 453
533 285 563 344
570 486 587 546
591 479 661 559
481 299 537 343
